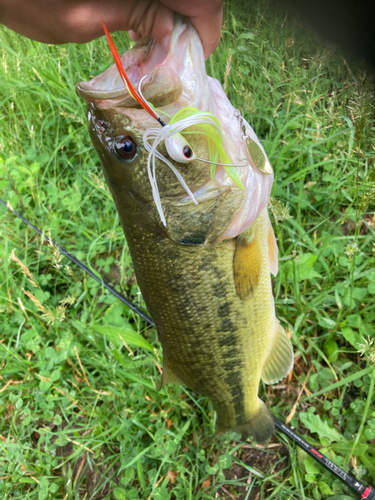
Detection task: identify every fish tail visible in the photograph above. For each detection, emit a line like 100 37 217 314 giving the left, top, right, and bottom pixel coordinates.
237 399 274 443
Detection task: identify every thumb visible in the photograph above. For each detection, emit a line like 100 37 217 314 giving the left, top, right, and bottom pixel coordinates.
122 0 174 52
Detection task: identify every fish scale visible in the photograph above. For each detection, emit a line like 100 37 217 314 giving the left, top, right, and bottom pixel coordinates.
122 207 275 435
77 17 294 442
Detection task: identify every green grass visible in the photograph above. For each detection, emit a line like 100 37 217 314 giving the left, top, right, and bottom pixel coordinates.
1 0 375 499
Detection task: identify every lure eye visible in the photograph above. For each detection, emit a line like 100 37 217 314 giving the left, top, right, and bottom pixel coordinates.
114 136 137 161
183 146 193 158
165 133 196 163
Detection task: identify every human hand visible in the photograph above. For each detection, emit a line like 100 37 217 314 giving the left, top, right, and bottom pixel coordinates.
0 0 223 58
128 0 223 58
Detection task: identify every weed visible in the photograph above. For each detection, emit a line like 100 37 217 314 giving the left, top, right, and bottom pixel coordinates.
1 1 375 499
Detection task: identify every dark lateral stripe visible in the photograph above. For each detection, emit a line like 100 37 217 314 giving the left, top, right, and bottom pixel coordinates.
224 360 239 372
217 302 233 318
224 372 241 387
218 318 236 332
226 348 241 359
224 367 245 423
218 308 246 426
219 334 237 347
232 392 245 422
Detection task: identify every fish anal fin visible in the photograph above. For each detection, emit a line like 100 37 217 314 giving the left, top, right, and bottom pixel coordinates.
235 399 274 443
267 216 279 276
261 321 294 385
233 230 262 300
157 359 183 390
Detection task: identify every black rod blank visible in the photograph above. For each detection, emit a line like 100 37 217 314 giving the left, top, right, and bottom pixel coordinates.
274 417 375 499
0 199 154 327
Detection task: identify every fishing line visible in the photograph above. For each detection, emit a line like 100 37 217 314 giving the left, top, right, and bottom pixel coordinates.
2 208 374 498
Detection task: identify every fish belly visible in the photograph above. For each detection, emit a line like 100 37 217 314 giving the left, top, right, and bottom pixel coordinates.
123 207 285 441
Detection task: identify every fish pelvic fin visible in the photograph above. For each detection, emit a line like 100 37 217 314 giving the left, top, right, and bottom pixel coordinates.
261 320 294 385
236 399 275 443
233 228 262 300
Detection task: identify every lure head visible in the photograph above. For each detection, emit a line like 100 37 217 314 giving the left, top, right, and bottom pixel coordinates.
77 17 273 242
164 133 196 163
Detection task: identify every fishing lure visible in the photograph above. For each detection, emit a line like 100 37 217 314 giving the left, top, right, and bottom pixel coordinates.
101 20 251 225
142 104 251 225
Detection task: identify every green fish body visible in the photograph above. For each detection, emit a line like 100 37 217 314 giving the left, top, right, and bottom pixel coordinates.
77 18 293 442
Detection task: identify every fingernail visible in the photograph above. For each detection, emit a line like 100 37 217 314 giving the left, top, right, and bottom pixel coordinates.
161 34 171 53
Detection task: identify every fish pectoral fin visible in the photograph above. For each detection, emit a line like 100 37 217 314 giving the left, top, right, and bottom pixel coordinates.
267 214 279 276
261 321 294 385
233 229 262 300
157 359 183 390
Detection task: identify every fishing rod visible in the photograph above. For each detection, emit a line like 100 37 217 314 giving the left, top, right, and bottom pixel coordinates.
0 199 154 326
273 417 375 499
1 198 374 499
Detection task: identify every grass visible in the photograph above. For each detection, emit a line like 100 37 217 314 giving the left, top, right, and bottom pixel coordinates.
1 0 375 498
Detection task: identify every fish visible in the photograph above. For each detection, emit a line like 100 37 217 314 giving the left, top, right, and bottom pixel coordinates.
76 17 294 442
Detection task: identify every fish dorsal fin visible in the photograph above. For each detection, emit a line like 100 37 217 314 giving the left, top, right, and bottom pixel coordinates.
157 359 183 390
267 215 279 276
261 321 294 384
233 228 262 300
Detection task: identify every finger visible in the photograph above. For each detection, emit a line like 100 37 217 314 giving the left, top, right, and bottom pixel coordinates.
128 30 141 42
68 0 174 47
124 0 174 51
159 0 223 58
189 8 223 58
0 0 174 46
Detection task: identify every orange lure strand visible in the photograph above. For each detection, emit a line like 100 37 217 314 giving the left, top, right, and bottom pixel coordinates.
101 19 159 121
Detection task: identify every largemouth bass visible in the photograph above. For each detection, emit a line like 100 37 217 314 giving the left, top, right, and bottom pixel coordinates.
76 18 293 442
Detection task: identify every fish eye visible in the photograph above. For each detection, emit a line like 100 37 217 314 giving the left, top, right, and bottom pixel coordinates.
114 136 137 161
183 145 193 159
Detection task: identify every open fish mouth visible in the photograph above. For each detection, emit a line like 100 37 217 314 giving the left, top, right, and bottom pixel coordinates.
75 17 213 112
76 36 184 108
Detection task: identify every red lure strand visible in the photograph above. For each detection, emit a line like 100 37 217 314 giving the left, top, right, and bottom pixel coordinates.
101 19 159 120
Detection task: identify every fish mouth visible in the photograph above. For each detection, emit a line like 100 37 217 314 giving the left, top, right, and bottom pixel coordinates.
76 20 200 109
76 17 211 111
